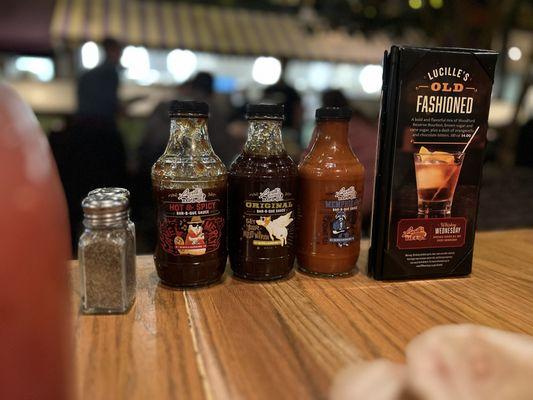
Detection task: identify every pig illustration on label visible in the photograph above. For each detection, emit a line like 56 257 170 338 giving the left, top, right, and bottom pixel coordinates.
256 212 293 246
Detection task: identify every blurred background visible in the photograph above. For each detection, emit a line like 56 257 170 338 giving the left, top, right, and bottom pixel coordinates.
1 0 531 253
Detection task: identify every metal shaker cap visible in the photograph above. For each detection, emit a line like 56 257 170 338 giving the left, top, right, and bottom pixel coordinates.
87 187 130 198
82 195 129 227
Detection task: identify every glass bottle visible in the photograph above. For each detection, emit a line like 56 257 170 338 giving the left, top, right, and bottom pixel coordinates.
297 107 364 276
79 196 136 314
228 104 298 280
152 101 227 287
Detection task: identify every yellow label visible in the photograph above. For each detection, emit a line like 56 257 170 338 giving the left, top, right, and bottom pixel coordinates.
253 240 283 246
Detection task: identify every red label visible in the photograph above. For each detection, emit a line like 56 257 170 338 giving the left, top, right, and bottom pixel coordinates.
397 217 466 249
158 189 224 257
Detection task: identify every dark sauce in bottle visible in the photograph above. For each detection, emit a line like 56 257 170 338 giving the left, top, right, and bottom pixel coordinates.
228 104 297 280
153 183 226 287
152 101 227 287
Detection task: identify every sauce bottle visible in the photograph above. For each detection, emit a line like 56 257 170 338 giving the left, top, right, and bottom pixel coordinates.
152 101 227 287
297 107 364 276
228 104 297 280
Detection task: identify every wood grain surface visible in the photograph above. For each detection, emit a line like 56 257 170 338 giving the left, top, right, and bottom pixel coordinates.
71 229 533 400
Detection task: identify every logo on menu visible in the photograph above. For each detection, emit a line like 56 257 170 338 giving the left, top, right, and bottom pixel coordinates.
416 66 475 114
259 187 284 202
401 226 427 241
335 186 357 201
178 188 206 203
426 66 470 82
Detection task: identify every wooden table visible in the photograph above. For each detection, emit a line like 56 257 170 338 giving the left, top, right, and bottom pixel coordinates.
71 229 533 400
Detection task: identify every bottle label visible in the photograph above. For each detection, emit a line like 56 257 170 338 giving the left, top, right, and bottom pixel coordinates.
158 187 224 256
243 187 295 248
322 186 360 247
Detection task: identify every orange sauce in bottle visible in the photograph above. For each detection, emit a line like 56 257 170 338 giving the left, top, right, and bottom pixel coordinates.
297 107 364 276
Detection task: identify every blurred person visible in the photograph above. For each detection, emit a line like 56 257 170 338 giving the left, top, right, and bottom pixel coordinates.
55 38 129 250
137 72 239 170
77 37 123 119
331 324 533 400
74 38 128 192
192 72 244 165
134 72 241 251
515 118 533 168
263 73 304 155
307 89 378 234
322 89 350 109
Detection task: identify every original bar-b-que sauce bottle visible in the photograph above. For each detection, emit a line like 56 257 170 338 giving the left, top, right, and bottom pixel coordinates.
152 101 227 287
297 107 364 276
228 104 297 280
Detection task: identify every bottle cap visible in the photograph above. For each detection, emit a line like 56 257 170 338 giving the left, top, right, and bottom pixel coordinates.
315 107 353 121
169 100 209 117
245 104 285 120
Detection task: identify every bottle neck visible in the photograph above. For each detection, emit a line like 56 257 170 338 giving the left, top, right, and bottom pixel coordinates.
244 119 285 156
315 120 350 145
164 117 213 157
307 120 352 155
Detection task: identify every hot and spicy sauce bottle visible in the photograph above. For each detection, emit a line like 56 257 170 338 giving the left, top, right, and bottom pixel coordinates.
152 101 227 287
228 104 297 280
297 107 364 276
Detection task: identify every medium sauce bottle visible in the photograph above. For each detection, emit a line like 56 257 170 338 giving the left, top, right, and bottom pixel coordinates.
152 101 227 287
297 107 364 276
228 104 297 280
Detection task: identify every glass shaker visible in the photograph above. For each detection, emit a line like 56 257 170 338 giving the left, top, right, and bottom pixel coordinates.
79 195 136 314
88 187 136 243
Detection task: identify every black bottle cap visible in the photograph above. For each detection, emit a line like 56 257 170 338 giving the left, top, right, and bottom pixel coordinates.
169 100 209 117
315 107 353 121
245 104 285 120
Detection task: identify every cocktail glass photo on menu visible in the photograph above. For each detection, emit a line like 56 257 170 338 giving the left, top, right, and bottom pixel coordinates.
413 125 478 218
368 46 498 280
414 147 464 218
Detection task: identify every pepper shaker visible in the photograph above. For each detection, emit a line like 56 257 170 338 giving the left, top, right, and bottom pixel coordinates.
78 195 136 314
87 187 136 242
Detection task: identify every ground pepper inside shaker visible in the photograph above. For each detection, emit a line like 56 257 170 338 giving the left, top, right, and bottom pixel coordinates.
86 188 136 260
79 195 136 314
